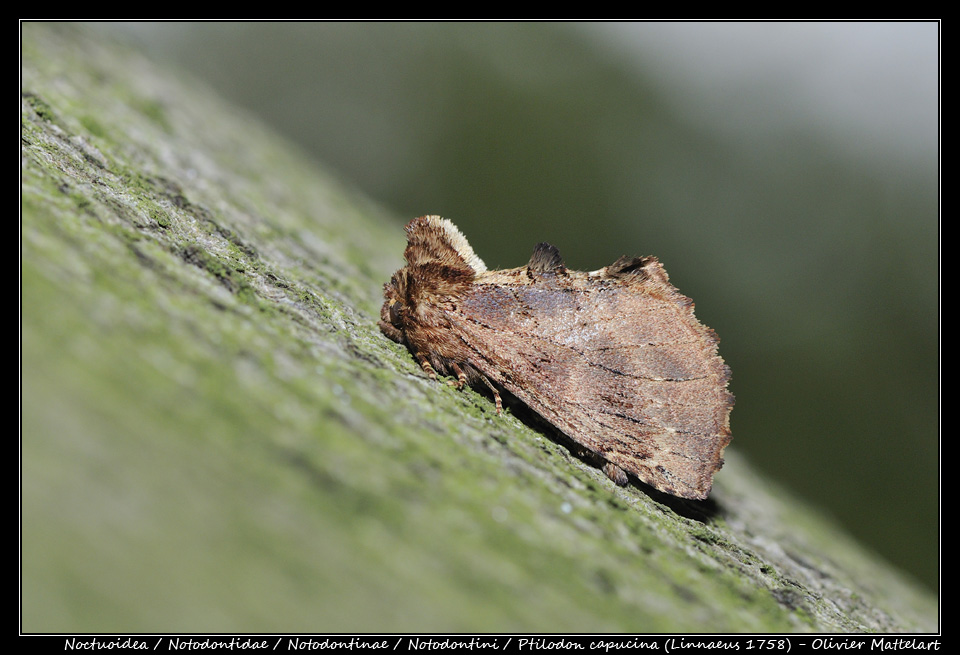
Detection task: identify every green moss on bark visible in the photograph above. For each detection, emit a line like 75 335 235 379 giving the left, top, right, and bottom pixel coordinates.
21 23 936 633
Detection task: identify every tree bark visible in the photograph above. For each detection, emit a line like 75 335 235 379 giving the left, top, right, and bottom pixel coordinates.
21 23 936 632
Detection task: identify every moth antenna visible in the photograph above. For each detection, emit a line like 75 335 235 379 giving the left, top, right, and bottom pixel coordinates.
527 242 565 275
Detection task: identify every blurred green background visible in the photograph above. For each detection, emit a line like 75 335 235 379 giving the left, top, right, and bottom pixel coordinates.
91 22 938 591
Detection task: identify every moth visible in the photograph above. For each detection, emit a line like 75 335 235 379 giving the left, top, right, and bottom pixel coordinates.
379 216 733 499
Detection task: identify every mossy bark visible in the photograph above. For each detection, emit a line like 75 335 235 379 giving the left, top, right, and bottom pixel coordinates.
21 23 936 633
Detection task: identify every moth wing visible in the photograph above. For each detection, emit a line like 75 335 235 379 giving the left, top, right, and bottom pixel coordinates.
452 265 732 500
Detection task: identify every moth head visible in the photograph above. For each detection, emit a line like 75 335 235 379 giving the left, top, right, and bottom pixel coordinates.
381 216 485 343
381 270 411 331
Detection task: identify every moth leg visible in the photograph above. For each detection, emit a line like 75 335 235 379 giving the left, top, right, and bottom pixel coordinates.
479 376 503 415
603 462 629 486
448 363 468 390
417 357 438 380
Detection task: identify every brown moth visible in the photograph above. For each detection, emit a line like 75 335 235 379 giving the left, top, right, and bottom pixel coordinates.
379 216 734 500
